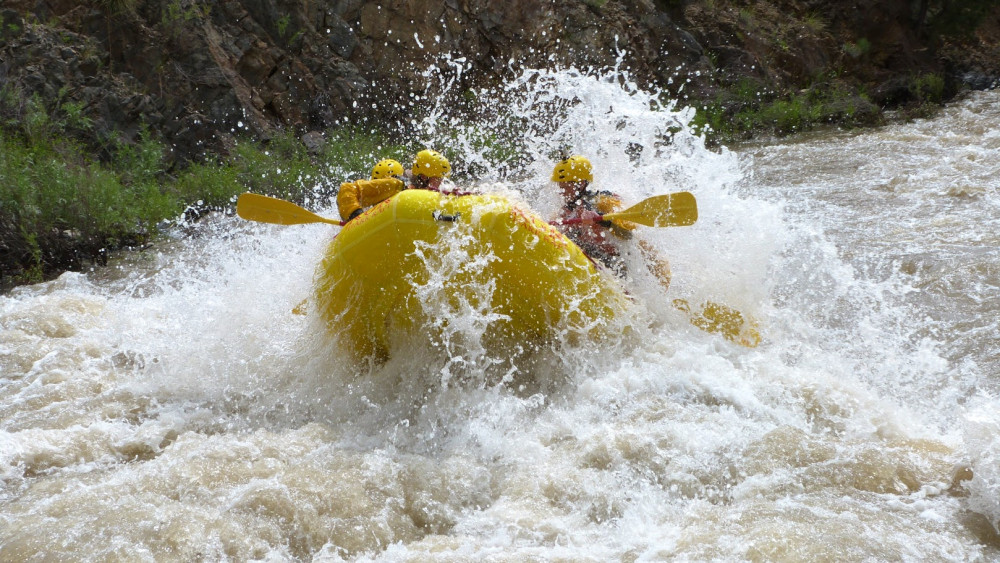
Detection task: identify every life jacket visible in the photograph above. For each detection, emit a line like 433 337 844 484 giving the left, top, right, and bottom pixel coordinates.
338 178 472 221
557 190 632 276
337 178 405 221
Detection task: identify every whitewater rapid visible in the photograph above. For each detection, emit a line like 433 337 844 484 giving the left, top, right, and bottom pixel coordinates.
1 68 999 561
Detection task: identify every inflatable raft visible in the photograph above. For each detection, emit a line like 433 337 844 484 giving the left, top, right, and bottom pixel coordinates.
314 189 628 363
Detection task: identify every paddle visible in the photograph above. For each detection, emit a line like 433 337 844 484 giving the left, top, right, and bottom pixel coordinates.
236 193 344 226
560 191 698 228
554 191 759 346
238 191 759 346
238 191 697 229
673 298 761 348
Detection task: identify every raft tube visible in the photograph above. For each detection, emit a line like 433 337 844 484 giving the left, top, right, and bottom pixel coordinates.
314 189 627 363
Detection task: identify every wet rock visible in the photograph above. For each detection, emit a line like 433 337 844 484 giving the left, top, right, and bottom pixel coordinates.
301 130 325 154
961 71 999 90
0 9 23 46
236 41 277 85
325 12 357 59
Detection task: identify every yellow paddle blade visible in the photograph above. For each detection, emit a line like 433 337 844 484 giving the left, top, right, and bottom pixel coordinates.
604 191 698 227
236 193 342 226
673 298 761 347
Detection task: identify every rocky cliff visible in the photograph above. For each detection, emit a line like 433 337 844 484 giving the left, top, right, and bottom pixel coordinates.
3 0 999 166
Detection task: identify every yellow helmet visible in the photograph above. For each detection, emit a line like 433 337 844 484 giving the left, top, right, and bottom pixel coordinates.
371 159 404 180
551 155 593 183
412 149 451 178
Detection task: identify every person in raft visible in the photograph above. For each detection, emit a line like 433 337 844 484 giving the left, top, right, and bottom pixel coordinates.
337 149 452 222
551 154 672 290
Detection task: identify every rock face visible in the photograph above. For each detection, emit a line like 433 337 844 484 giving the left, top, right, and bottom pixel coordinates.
1 0 999 163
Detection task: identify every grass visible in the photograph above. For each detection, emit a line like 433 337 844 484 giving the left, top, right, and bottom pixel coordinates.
0 131 176 286
803 11 827 33
689 77 881 142
0 88 411 288
843 38 872 59
911 72 946 104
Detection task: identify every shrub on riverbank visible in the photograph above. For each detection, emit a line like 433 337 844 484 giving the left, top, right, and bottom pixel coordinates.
0 96 408 290
691 79 883 141
1 130 171 286
690 70 956 142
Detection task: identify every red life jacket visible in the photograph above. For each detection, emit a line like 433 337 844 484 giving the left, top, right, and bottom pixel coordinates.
557 191 630 276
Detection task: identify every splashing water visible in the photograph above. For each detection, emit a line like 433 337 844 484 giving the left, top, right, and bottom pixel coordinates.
1 61 999 560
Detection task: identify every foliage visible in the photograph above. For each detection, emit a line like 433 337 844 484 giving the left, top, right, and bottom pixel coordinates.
803 11 827 33
0 130 176 285
276 14 291 38
910 72 946 103
320 127 411 180
161 0 208 37
61 100 94 131
917 0 1000 38
843 38 872 59
91 0 139 16
0 89 410 287
690 79 878 142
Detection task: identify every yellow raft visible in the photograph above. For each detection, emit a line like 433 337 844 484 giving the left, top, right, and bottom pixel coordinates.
314 189 628 363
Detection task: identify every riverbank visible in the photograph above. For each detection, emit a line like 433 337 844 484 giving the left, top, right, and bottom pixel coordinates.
0 120 408 290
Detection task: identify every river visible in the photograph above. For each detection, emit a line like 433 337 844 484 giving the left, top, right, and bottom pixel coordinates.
2 67 999 561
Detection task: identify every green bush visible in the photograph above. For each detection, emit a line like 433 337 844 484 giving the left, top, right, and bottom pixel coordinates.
170 161 242 209
843 38 871 59
691 80 876 142
321 126 410 179
0 110 418 287
911 73 945 104
0 131 177 285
